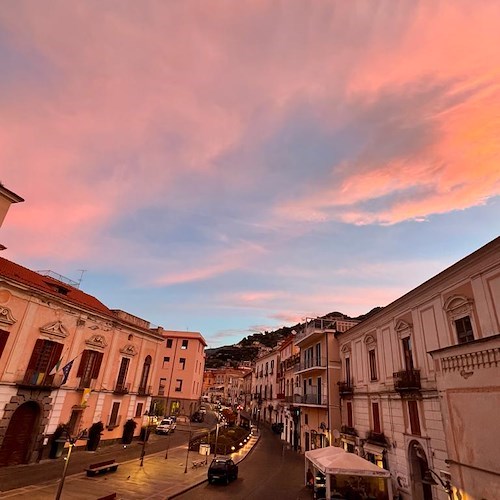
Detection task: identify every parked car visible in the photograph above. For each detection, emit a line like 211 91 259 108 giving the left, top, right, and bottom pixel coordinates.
155 418 176 435
208 456 238 484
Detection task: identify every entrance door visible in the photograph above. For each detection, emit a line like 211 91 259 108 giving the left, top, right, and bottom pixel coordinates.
0 401 41 466
409 441 433 500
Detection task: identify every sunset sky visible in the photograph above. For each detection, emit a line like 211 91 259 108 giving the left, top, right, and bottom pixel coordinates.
1 1 499 347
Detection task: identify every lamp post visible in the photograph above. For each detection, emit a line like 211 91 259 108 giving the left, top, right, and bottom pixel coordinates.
184 417 192 474
55 429 87 500
422 469 453 500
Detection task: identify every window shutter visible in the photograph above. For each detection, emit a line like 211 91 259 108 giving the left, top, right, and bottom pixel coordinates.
92 352 103 379
0 330 9 359
27 339 46 370
372 402 381 434
77 350 89 377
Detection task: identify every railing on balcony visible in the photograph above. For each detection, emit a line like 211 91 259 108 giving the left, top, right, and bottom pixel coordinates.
276 393 285 400
138 384 153 396
16 369 62 389
77 377 97 390
341 425 358 437
365 430 388 446
338 381 354 395
295 318 338 344
113 381 131 394
393 369 421 391
295 356 328 372
284 395 294 403
292 387 327 405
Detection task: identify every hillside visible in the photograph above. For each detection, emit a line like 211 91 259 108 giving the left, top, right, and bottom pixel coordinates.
204 308 381 368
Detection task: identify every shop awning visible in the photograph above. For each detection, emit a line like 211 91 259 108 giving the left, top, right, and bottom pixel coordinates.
305 446 390 478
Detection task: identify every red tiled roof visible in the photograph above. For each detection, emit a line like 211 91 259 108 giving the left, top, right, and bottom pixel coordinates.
0 256 112 316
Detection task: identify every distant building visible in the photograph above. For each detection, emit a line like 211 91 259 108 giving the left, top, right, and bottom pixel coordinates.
293 316 359 453
276 333 300 449
153 330 206 417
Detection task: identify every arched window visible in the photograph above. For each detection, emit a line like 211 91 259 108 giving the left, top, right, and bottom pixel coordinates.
139 355 152 395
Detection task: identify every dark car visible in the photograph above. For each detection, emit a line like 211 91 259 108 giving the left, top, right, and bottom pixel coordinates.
207 457 238 484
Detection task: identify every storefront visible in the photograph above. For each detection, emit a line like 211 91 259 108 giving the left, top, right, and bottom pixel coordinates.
305 446 392 500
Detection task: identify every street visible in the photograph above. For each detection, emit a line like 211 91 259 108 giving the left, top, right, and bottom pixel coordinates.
176 425 312 500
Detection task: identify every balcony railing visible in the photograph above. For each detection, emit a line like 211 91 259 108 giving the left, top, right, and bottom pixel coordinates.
295 356 327 372
276 393 285 400
365 430 388 446
295 318 338 344
338 381 354 395
284 395 294 403
77 378 97 390
341 425 358 437
113 382 131 394
393 369 421 391
293 388 327 405
138 384 153 396
16 369 63 390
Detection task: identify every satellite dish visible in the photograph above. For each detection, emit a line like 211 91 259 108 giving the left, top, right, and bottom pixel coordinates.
333 429 340 439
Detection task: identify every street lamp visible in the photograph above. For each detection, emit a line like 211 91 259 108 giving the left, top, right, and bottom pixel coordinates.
184 416 192 474
55 428 87 500
422 469 453 499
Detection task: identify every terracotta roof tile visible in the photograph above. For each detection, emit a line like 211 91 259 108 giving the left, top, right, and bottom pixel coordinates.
0 256 112 316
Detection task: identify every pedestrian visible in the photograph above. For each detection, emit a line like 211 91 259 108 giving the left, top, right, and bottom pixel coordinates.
307 468 314 488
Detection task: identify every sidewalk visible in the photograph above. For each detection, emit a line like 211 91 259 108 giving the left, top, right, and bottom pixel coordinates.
0 431 260 500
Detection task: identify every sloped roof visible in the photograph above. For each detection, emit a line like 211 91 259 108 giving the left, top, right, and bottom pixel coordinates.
305 446 390 477
0 256 112 316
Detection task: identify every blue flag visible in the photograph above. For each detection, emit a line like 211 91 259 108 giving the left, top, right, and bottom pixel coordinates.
61 360 74 385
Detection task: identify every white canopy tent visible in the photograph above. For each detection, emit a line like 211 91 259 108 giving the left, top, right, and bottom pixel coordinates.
305 446 392 499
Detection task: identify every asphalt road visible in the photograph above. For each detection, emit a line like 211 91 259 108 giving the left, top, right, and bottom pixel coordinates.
176 426 312 500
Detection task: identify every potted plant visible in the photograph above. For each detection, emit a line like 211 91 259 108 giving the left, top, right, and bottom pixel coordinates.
122 418 137 444
86 421 104 451
49 423 69 459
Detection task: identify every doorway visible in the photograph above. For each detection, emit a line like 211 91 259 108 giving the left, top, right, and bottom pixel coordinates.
0 401 41 466
409 441 433 500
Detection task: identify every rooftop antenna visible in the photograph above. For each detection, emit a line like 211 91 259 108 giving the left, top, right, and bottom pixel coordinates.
76 269 87 289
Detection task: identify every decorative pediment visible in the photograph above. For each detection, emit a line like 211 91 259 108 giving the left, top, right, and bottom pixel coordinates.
120 344 137 356
364 333 377 346
444 295 474 319
341 343 351 354
395 320 413 339
0 307 16 325
39 320 69 339
85 334 108 349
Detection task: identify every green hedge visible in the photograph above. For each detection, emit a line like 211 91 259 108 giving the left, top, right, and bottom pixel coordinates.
189 425 251 455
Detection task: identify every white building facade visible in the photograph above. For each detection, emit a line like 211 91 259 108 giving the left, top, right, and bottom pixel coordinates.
337 237 500 500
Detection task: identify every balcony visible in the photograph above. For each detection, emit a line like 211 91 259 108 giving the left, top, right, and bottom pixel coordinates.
295 318 337 345
77 378 97 391
293 387 327 406
113 382 131 394
276 393 285 400
341 425 358 437
295 356 327 373
16 369 63 390
365 430 389 446
393 369 421 392
138 384 153 396
338 381 354 395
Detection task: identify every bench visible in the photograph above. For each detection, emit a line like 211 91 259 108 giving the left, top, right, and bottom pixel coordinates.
85 459 119 477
